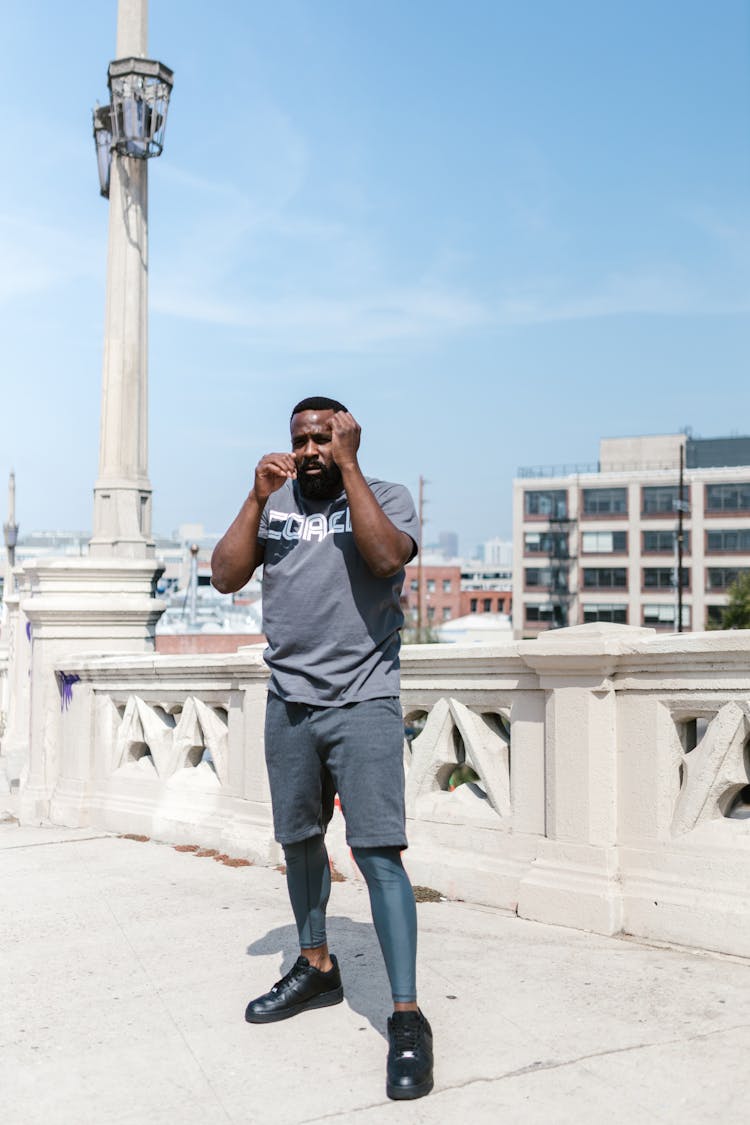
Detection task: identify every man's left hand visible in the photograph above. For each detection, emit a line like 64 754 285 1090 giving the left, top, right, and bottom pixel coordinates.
329 412 361 470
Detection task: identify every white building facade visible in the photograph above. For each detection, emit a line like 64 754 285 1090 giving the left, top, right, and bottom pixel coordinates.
513 433 750 638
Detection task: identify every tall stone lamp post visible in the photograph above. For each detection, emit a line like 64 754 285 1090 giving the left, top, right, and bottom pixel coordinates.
90 9 173 557
18 0 171 823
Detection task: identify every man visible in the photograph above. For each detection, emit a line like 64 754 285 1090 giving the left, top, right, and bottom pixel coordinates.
211 396 433 1101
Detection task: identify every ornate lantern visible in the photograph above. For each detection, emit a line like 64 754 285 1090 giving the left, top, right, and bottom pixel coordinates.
92 104 114 198
92 57 174 197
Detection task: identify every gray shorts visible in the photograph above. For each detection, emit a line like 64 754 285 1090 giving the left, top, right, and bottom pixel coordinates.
264 693 407 849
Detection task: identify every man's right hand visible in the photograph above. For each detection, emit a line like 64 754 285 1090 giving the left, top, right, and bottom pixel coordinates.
254 453 297 503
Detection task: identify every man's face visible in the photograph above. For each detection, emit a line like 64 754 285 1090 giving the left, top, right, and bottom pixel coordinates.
291 409 343 499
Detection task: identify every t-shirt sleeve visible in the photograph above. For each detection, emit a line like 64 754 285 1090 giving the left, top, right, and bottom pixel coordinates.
373 481 420 561
257 498 270 543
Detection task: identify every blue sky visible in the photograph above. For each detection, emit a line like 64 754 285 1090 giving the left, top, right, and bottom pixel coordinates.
2 1 748 553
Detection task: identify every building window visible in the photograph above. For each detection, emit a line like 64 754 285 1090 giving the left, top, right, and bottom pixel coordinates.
470 598 478 613
442 578 452 593
483 598 492 612
642 485 681 514
581 531 627 554
643 604 691 627
426 579 435 593
706 482 750 512
524 490 568 518
525 604 557 624
643 530 691 553
582 568 627 589
442 606 452 621
427 605 435 621
707 529 750 552
582 604 627 624
706 605 724 626
706 567 750 590
524 531 568 556
644 567 688 589
582 488 627 516
410 579 418 591
526 567 567 590
496 598 504 612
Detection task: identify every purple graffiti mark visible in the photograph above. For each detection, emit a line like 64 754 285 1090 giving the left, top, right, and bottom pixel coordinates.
60 673 80 712
25 621 31 642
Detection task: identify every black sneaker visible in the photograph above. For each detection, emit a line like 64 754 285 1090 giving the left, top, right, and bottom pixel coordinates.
386 1009 434 1100
245 955 344 1024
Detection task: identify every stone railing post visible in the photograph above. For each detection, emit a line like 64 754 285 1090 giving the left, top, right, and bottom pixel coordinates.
517 624 654 934
19 559 164 822
0 568 32 792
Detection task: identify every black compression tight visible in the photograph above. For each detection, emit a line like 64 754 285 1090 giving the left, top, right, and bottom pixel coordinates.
283 836 331 949
282 838 418 1004
353 846 418 1004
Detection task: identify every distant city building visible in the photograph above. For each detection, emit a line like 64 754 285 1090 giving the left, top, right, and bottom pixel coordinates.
14 531 90 561
513 432 750 638
483 537 513 568
403 562 462 626
437 530 459 558
459 561 512 617
437 612 513 644
403 557 512 629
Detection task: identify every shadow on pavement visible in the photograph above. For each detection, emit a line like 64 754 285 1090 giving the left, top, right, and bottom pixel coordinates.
246 916 392 1039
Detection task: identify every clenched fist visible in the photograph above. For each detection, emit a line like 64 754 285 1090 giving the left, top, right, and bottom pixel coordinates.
328 411 361 470
253 452 297 503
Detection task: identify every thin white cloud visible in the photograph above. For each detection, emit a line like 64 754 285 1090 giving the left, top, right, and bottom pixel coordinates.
496 269 750 325
152 263 748 352
152 285 487 350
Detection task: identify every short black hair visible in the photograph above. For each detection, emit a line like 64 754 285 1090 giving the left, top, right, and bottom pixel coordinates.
290 396 348 420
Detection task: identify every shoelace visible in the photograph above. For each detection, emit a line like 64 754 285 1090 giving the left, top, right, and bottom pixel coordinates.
271 961 308 994
392 1018 421 1056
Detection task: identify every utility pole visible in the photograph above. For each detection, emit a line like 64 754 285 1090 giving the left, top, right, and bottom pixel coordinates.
676 445 686 632
416 475 426 642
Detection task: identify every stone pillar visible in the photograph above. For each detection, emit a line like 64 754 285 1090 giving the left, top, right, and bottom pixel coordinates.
516 622 654 935
19 558 164 823
90 0 154 559
0 569 33 793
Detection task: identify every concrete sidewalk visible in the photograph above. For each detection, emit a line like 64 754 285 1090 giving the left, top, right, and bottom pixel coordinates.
2 819 750 1125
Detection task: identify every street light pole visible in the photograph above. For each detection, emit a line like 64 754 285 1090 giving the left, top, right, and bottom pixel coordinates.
416 475 425 642
677 444 685 633
3 471 18 572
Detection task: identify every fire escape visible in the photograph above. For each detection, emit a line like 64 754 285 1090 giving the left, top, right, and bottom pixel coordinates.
547 502 577 629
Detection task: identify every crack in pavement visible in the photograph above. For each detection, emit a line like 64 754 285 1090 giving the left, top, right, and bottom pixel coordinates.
297 1021 750 1123
0 835 114 851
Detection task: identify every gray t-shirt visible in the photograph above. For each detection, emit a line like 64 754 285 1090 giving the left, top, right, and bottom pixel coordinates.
258 476 419 706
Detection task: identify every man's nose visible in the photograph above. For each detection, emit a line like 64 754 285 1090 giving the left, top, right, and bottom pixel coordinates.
302 438 318 457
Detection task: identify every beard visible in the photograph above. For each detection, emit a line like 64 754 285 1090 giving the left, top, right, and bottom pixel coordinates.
298 459 343 500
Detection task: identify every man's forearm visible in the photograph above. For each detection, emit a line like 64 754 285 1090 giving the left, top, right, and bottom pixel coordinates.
211 491 265 594
340 464 413 578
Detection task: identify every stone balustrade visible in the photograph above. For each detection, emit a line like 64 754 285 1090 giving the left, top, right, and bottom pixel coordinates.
6 622 750 958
